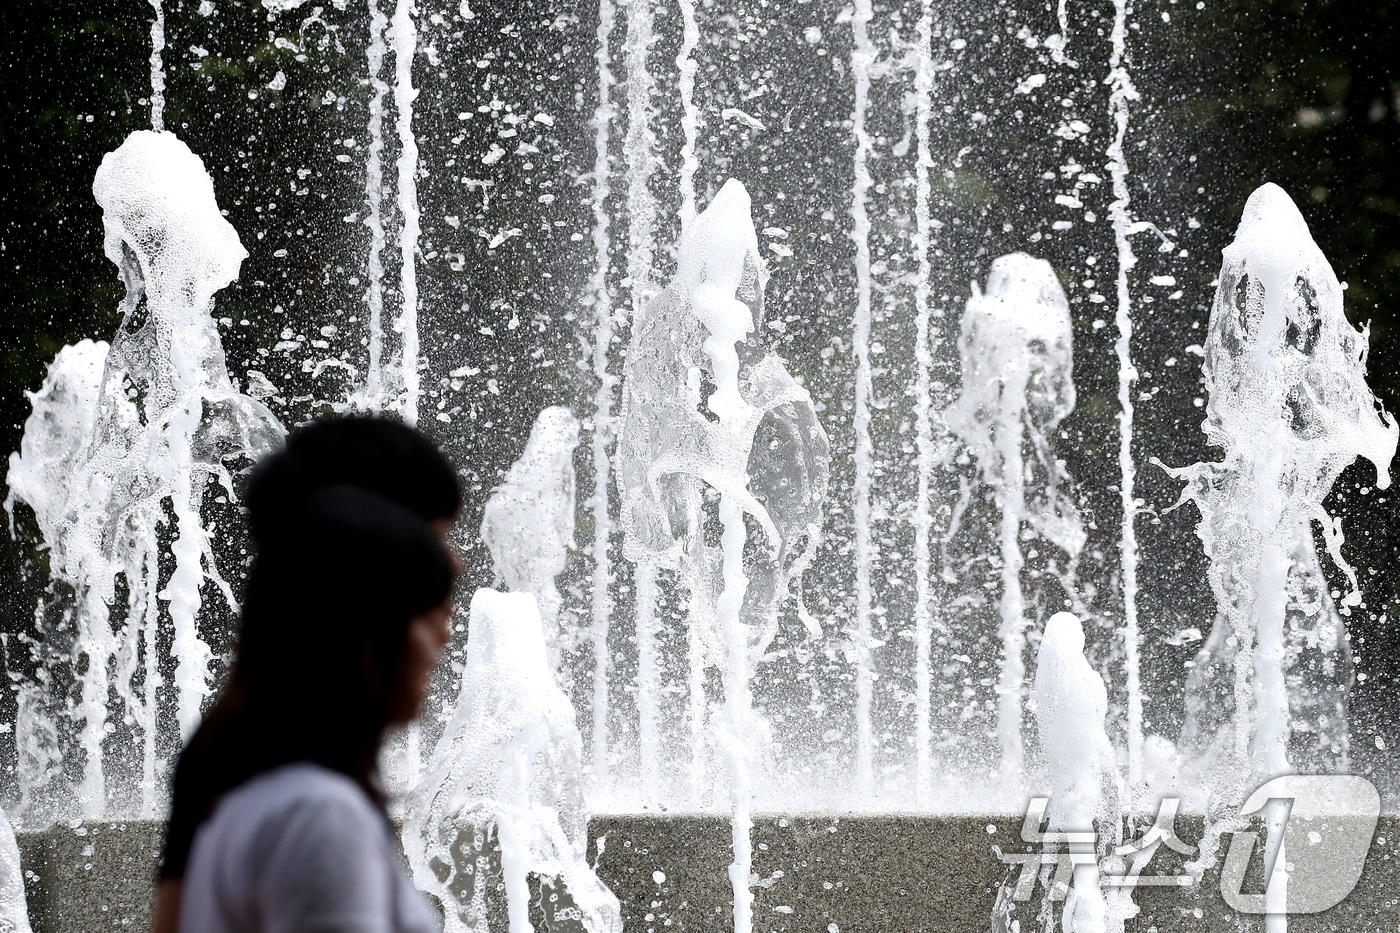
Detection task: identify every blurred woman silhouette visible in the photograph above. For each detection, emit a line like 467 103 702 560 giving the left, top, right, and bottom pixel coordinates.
153 417 462 933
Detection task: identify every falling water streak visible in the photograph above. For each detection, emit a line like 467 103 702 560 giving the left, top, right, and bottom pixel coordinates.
389 0 422 784
588 0 618 787
635 566 660 794
849 0 876 798
148 0 165 132
910 0 936 806
623 0 661 799
391 0 421 428
995 429 1027 781
676 0 700 227
363 0 391 409
78 586 111 816
718 497 754 933
686 586 705 806
141 536 159 816
1107 0 1144 808
167 411 211 746
675 0 704 799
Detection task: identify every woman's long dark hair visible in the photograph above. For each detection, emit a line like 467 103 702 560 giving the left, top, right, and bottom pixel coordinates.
245 414 462 543
182 486 454 813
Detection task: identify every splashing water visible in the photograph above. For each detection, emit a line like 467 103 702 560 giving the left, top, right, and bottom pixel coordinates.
1025 612 1129 933
620 0 663 798
404 589 622 933
946 253 1084 782
675 0 700 228
1162 184 1397 837
910 0 940 809
481 406 581 676
0 807 30 933
6 131 283 818
6 340 108 817
617 180 830 666
616 179 830 932
359 0 392 412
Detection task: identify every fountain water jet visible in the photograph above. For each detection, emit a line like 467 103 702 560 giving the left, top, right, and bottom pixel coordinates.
586 0 618 792
480 406 582 678
1163 183 1396 839
1106 0 1146 809
405 589 623 933
947 253 1084 782
910 0 940 805
616 178 830 933
848 0 877 800
7 131 283 818
621 0 663 797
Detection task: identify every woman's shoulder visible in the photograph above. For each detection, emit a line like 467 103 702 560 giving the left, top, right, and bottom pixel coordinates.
184 766 435 933
212 763 385 838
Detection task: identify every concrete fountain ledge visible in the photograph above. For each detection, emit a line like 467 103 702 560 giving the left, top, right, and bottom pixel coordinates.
14 814 1400 932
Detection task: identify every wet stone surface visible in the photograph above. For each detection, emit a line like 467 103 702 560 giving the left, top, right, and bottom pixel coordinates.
9 815 1400 932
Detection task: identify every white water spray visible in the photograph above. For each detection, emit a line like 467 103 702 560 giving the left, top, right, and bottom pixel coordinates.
588 0 618 789
676 0 700 227
480 407 581 674
947 253 1084 781
673 0 707 787
849 0 877 799
360 0 391 411
0 807 30 933
1029 612 1129 933
911 0 937 805
7 132 283 817
616 179 829 932
621 0 662 796
404 590 623 933
1164 184 1395 850
391 0 420 426
148 0 166 132
1106 0 1145 807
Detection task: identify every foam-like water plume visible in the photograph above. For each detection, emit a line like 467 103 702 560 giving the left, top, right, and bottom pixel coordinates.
849 0 877 800
616 179 829 932
0 807 30 933
1025 612 1130 933
586 0 617 790
7 131 283 817
1106 0 1145 807
404 589 623 933
1162 184 1396 863
480 407 581 675
947 253 1084 782
6 340 107 819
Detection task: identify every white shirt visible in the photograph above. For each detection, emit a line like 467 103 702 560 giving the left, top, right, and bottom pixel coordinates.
180 763 439 933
